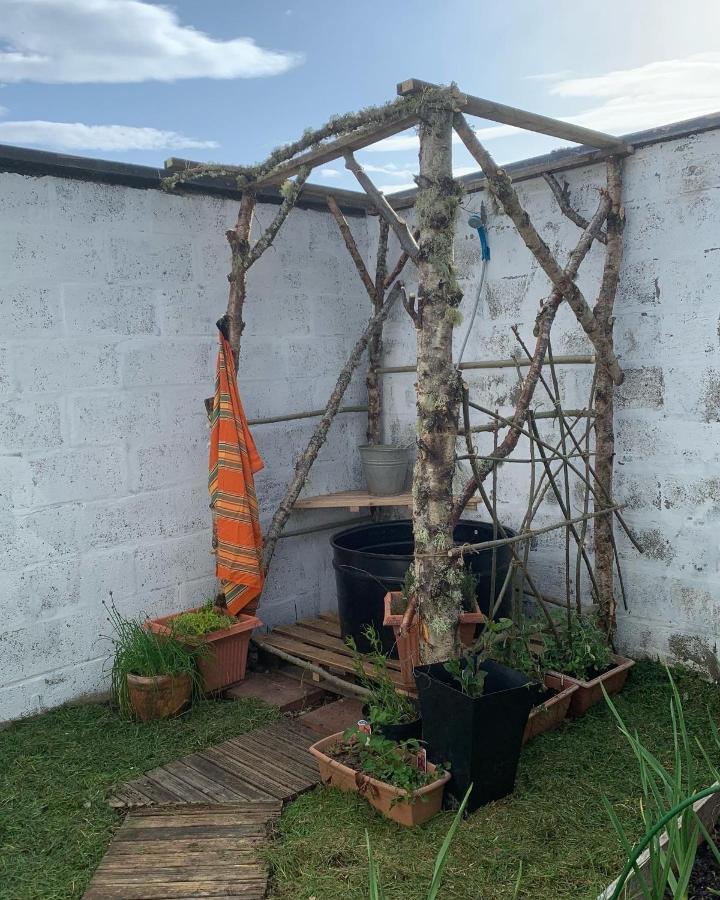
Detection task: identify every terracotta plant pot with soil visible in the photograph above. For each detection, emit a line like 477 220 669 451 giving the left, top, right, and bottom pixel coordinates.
309 731 450 827
126 672 192 722
523 673 578 744
383 591 485 690
548 655 635 718
147 608 262 693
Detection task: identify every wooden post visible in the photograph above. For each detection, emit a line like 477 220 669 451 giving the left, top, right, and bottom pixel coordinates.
367 221 389 445
594 158 625 635
412 97 465 663
225 191 256 367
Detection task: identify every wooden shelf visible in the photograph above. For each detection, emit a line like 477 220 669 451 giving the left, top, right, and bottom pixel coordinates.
293 489 479 513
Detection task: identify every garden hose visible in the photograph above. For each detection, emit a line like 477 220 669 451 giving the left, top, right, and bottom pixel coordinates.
458 207 490 366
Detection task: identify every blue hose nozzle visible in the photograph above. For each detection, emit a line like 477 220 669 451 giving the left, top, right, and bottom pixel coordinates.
468 213 490 261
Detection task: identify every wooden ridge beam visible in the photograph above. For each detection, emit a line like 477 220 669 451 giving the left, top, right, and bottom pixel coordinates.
397 77 632 153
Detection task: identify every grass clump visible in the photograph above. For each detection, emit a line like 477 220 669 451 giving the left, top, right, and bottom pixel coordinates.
170 601 234 639
0 698 279 900
107 599 201 718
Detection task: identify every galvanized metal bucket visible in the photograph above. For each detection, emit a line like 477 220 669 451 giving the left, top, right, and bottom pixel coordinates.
358 444 409 496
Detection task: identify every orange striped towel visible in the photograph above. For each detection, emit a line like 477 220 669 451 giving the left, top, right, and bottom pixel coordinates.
208 327 264 615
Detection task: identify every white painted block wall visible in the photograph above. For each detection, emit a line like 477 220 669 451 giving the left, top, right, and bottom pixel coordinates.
378 127 720 677
2 124 720 722
0 173 370 721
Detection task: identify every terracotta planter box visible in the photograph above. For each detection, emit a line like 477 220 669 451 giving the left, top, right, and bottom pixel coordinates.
147 608 262 693
522 673 578 744
127 672 191 722
548 655 635 718
309 731 450 827
383 591 484 690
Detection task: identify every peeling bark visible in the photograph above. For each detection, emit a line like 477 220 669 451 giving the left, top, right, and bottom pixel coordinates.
412 100 465 664
594 158 625 635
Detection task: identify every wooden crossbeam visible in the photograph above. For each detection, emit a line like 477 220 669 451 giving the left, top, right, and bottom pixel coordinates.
397 77 632 153
251 112 419 189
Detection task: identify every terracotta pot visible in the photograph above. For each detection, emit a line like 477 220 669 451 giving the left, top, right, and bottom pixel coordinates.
127 672 192 722
548 655 635 718
523 673 578 744
147 608 262 693
383 591 485 691
309 731 450 827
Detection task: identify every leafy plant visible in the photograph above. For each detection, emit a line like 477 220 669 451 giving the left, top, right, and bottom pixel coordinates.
367 784 472 899
482 619 546 682
444 653 487 698
170 601 234 639
541 614 612 680
458 569 479 612
105 597 201 719
335 728 442 798
347 626 417 727
603 669 720 900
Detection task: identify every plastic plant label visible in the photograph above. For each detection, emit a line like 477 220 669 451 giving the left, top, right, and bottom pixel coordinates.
357 719 372 744
417 747 427 773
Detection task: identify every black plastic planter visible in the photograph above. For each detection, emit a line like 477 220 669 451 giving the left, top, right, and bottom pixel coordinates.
331 519 514 655
415 659 540 812
361 703 422 743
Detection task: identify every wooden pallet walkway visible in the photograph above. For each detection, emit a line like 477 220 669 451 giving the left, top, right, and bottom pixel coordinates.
253 612 413 693
109 720 319 809
84 802 281 899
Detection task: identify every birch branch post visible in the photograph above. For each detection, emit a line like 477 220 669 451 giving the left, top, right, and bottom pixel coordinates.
411 98 465 663
261 282 404 571
594 158 625 634
344 151 420 262
544 174 608 244
368 220 389 445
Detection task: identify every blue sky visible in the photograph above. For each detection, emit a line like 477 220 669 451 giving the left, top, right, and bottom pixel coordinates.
1 0 719 192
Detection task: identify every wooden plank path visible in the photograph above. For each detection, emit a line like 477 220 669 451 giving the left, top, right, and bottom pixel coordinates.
109 720 319 809
90 719 322 898
84 802 281 899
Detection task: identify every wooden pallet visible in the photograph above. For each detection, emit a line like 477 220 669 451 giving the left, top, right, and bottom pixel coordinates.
109 721 319 810
253 612 413 693
294 488 479 512
83 802 281 900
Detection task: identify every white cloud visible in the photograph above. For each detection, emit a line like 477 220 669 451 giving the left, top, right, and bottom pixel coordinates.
548 53 720 134
368 53 720 156
0 0 303 83
0 120 217 151
319 167 340 178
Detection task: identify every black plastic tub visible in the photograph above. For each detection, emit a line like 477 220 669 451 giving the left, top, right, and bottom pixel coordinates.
331 519 514 655
415 659 540 812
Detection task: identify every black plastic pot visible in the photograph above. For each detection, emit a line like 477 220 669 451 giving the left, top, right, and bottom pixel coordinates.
362 703 422 743
415 659 540 813
331 519 514 655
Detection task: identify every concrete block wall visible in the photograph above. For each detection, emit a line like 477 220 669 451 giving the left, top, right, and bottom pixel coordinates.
0 172 370 721
378 126 720 677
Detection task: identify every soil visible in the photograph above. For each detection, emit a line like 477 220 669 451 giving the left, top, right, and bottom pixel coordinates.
687 824 720 899
663 823 720 899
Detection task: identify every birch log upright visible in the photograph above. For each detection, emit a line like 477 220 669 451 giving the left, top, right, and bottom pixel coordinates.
594 158 625 635
412 97 465 663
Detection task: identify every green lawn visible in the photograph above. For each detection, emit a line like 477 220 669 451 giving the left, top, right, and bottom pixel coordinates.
0 697 278 900
265 662 720 900
1 663 717 900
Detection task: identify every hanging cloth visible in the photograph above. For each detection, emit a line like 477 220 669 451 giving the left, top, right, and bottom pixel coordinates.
208 320 264 615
